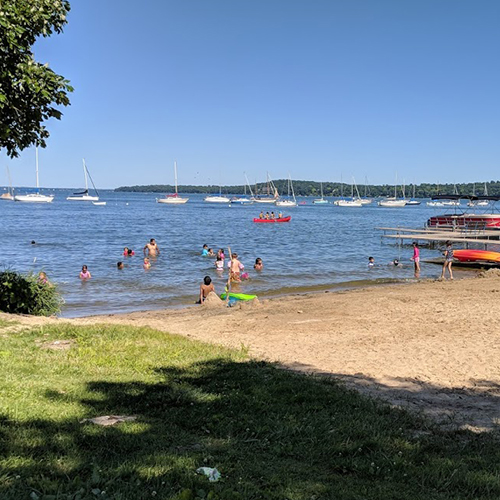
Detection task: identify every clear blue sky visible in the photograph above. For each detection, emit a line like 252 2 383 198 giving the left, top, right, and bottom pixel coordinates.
3 0 500 189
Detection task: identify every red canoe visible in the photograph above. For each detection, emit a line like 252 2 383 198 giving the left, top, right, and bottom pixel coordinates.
253 216 291 223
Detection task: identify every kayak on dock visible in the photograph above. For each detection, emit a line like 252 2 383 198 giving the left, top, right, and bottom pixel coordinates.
253 216 291 223
453 249 500 263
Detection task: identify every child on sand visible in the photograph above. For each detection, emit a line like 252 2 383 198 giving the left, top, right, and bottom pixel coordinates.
440 241 454 280
143 257 151 269
80 265 91 280
228 253 244 282
254 258 263 271
198 276 215 303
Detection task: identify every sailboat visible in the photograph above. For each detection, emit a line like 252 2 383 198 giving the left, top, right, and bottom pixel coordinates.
275 174 297 207
335 177 362 207
252 173 279 203
378 174 406 207
477 183 490 206
204 182 231 203
312 182 329 204
1 166 14 200
231 174 254 204
406 183 421 205
67 159 100 202
360 176 373 204
157 161 189 204
14 147 54 203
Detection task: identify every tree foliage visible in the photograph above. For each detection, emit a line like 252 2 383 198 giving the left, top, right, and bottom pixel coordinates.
0 0 73 157
115 180 500 198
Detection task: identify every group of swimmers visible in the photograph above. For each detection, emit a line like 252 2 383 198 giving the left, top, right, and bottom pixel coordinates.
258 211 283 220
198 245 265 303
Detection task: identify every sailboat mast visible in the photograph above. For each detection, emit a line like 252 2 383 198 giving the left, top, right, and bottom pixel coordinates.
83 159 89 192
174 161 178 195
35 147 40 190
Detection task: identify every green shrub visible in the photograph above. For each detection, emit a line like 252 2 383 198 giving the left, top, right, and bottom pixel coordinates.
0 270 62 316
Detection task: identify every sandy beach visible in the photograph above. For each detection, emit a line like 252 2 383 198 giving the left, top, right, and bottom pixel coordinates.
4 271 500 432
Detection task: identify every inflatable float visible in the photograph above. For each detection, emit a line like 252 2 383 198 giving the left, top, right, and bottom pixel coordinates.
220 292 257 301
253 216 291 223
453 249 500 263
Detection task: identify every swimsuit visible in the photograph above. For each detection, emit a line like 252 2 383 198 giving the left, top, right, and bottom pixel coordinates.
80 271 90 279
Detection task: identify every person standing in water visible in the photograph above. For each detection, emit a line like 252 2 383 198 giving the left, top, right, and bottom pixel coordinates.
80 265 91 280
440 241 454 280
144 238 160 257
411 242 421 276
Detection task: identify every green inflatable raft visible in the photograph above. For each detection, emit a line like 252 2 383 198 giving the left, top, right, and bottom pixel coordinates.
220 292 257 301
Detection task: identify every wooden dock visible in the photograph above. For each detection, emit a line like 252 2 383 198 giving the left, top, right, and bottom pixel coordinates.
377 226 500 249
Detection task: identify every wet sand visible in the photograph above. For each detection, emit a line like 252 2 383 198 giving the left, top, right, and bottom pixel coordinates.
4 270 500 432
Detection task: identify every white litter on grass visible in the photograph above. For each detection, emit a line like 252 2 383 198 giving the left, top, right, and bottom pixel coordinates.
196 467 221 482
80 415 137 426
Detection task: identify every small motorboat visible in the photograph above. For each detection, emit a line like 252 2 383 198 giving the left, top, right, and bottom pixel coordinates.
253 216 291 223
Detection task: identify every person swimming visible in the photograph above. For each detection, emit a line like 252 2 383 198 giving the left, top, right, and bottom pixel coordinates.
38 271 49 284
124 247 135 256
117 261 124 269
201 244 209 256
80 265 91 280
368 256 375 267
143 257 151 269
215 256 224 271
254 258 263 271
144 238 160 257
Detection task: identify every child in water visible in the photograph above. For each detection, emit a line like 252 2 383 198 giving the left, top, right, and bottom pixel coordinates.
198 276 215 303
117 261 124 270
124 247 135 256
228 253 245 282
208 248 215 257
80 265 91 280
217 248 225 261
215 256 224 272
38 271 49 284
201 244 209 256
368 256 375 267
143 257 151 269
254 258 263 271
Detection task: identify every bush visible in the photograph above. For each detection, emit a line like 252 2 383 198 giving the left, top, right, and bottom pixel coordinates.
0 270 62 316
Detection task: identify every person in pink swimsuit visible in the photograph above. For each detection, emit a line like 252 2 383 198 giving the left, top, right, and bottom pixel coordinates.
411 242 420 275
80 265 91 280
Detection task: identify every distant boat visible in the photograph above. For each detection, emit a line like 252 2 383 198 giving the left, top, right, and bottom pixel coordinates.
275 174 297 207
231 174 254 204
360 177 373 204
252 173 279 203
205 184 230 203
477 183 490 206
14 147 54 203
334 177 363 207
312 182 329 204
157 161 189 204
67 159 100 202
378 174 406 207
1 166 14 201
406 184 421 205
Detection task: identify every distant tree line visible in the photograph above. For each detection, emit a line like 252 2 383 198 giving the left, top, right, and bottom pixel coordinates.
115 180 500 198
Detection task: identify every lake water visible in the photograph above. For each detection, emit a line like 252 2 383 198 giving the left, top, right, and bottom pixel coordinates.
0 191 477 317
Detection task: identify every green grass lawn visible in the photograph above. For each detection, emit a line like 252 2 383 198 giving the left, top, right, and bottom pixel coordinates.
0 322 499 500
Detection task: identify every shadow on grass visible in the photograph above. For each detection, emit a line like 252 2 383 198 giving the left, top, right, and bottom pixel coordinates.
2 359 500 499
285 362 500 432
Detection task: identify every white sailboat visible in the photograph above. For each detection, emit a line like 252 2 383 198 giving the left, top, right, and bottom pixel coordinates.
275 174 297 207
157 161 189 204
360 177 373 204
231 174 254 204
67 159 100 202
477 183 490 206
378 174 406 207
406 183 421 205
1 166 14 200
312 182 329 204
334 178 362 207
204 183 231 203
14 147 54 203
